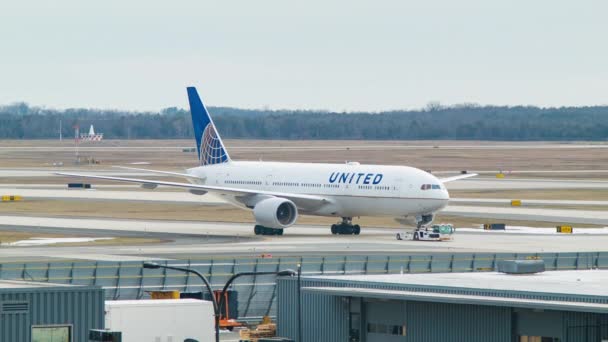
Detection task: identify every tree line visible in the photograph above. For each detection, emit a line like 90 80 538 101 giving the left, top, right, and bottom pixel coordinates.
0 102 607 140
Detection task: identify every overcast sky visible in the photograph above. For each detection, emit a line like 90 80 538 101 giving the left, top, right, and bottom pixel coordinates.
0 1 607 111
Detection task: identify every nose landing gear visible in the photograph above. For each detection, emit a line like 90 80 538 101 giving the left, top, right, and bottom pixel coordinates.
416 214 435 228
330 217 361 235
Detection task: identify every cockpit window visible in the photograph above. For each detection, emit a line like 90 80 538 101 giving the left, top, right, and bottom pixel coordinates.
421 184 441 190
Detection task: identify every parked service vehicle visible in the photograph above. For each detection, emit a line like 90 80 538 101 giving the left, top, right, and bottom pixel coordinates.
105 299 214 341
396 224 455 241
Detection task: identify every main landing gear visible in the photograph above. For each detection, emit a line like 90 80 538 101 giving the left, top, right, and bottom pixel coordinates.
331 217 361 235
254 225 284 236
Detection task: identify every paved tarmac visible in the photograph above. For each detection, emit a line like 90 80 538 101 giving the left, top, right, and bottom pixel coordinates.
1 216 607 262
444 206 608 225
446 177 608 190
451 198 608 206
1 167 607 262
0 186 223 203
0 168 158 177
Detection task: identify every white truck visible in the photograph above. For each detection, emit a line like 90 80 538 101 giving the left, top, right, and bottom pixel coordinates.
396 224 455 241
105 299 214 342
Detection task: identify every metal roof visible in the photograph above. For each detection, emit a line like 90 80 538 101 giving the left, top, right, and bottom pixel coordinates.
0 279 73 289
314 269 608 297
304 286 608 314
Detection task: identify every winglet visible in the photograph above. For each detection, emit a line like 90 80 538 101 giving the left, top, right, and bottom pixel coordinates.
186 87 231 166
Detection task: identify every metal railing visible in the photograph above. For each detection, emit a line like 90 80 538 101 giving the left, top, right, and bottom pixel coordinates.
0 251 606 319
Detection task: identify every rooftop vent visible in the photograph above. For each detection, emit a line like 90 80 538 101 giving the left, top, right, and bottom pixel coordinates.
497 260 545 274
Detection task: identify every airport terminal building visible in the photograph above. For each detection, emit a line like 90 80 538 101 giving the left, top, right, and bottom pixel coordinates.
277 270 608 342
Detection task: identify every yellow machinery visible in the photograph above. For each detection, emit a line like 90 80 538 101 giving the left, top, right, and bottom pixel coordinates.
1 195 22 202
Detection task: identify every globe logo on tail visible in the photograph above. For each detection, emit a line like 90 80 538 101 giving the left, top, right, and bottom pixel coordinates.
199 124 228 166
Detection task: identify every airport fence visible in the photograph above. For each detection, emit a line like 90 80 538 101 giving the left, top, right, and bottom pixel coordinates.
0 251 606 320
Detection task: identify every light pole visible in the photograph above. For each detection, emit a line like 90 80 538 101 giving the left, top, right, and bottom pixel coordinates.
217 269 296 319
297 263 302 342
143 262 220 342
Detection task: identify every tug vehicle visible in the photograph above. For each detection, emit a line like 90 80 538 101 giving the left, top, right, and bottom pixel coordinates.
396 223 455 241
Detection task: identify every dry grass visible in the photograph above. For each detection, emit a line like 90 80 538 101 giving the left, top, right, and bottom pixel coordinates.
1 139 608 174
0 231 60 244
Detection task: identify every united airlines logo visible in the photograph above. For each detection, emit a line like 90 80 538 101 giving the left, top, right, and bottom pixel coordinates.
199 124 228 166
329 172 383 185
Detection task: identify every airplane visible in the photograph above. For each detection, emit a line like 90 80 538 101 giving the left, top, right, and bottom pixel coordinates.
58 87 476 236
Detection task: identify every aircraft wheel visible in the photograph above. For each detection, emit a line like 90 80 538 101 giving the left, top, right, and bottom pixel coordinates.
277 229 284 236
331 224 338 235
396 233 402 240
254 225 262 235
354 225 361 235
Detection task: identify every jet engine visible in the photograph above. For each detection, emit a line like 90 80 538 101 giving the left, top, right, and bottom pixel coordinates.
253 197 298 229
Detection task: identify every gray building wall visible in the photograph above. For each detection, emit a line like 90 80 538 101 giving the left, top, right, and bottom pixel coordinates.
277 277 608 342
404 301 511 342
0 285 104 342
1 251 607 320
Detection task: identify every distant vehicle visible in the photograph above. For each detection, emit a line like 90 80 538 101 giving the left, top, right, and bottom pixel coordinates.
396 224 455 241
58 87 476 236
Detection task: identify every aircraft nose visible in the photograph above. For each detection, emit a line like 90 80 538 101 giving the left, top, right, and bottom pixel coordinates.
433 187 450 211
441 188 450 201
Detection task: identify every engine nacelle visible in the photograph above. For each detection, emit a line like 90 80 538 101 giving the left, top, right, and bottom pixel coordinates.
253 197 298 229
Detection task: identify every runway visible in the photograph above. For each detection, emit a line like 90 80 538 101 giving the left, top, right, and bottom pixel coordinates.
4 174 608 229
1 165 607 263
1 215 607 262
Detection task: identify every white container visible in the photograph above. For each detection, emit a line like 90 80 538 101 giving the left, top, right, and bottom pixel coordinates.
105 299 214 342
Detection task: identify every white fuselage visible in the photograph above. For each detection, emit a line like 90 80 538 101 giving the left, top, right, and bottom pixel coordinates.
187 161 449 218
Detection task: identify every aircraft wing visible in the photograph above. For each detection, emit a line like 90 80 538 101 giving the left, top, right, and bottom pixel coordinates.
439 173 478 183
55 172 331 211
111 166 201 180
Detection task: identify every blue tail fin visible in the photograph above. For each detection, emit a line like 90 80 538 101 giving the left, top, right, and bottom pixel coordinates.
186 87 231 166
